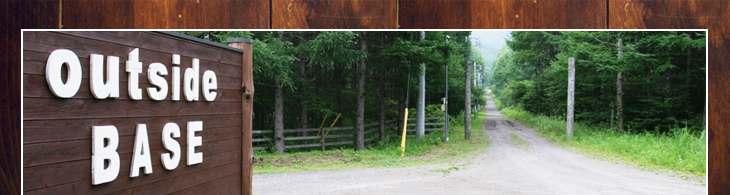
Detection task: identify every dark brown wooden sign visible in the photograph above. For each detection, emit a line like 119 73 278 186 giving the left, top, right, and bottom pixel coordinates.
23 31 253 194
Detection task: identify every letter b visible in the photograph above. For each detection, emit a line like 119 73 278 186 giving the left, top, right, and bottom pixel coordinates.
92 125 120 185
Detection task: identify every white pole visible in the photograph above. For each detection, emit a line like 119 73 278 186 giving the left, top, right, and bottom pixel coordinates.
567 57 576 137
416 31 426 141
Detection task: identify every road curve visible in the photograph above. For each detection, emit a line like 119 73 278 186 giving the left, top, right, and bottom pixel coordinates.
253 96 706 195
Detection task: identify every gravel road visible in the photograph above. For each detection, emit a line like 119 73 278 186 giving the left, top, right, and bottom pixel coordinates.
253 97 706 195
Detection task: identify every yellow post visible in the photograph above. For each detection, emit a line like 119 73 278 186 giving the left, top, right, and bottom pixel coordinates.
324 114 341 137
317 114 328 136
322 113 341 143
401 108 409 157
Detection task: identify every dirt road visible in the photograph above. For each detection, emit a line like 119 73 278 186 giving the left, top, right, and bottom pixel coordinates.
253 97 706 194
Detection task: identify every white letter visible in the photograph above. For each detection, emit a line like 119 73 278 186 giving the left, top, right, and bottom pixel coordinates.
187 121 203 165
161 122 181 170
90 54 120 99
147 62 168 101
126 48 143 100
46 49 82 98
172 54 181 101
92 125 120 185
202 70 217 101
172 54 180 65
130 124 153 177
183 58 200 101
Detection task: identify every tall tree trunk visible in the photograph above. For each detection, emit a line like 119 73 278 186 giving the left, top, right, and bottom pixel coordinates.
356 32 367 150
274 79 285 153
397 86 405 136
617 72 624 132
617 38 624 132
299 61 308 144
666 69 672 94
688 50 694 123
610 101 615 130
686 50 692 87
274 31 286 153
465 61 472 139
379 60 386 142
416 31 426 141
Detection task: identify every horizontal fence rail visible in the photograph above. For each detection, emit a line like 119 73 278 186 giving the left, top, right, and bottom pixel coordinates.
253 117 446 151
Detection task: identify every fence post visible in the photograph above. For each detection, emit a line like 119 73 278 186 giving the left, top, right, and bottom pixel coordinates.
567 57 575 138
401 109 409 157
444 64 449 143
321 130 326 151
465 60 472 139
227 38 254 195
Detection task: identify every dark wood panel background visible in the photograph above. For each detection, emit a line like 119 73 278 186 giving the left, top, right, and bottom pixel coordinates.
271 0 398 29
22 32 243 194
2 1 23 194
62 0 270 29
399 0 607 29
3 0 724 194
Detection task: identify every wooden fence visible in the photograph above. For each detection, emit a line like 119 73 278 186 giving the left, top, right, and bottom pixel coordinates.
252 117 447 151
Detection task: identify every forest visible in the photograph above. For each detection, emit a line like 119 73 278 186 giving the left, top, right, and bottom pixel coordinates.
182 31 489 153
490 31 706 134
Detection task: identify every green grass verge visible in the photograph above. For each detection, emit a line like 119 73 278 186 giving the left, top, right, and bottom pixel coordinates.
499 106 706 178
509 133 529 150
253 111 489 174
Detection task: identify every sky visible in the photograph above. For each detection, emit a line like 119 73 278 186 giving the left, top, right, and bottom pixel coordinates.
470 31 511 49
469 31 511 66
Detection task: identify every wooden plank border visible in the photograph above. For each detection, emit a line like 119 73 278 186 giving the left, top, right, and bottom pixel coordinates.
227 37 254 195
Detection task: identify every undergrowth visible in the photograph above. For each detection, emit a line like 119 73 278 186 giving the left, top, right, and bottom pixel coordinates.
500 106 706 178
253 111 490 174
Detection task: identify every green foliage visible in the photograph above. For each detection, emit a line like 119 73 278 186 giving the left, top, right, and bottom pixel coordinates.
491 31 706 133
253 33 298 88
408 104 445 118
301 31 364 70
180 31 482 151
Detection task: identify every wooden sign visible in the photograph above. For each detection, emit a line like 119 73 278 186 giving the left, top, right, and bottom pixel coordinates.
23 31 253 194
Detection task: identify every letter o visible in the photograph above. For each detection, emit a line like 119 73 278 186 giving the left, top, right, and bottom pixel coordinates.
46 49 82 98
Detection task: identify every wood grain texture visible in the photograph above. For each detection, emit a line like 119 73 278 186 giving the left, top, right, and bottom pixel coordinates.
399 0 607 29
20 0 61 28
1 0 25 193
62 0 269 29
272 0 397 29
609 0 725 193
23 32 244 194
228 40 255 195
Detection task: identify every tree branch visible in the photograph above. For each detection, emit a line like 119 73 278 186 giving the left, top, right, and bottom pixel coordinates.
589 34 619 47
255 82 277 87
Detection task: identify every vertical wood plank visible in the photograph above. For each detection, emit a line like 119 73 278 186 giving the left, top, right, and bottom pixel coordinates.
1 0 27 193
609 0 727 193
399 0 607 29
272 0 397 29
62 0 269 29
62 0 135 28
21 0 62 28
228 38 254 195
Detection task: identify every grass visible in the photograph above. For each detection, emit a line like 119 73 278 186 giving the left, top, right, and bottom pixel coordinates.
253 111 490 174
499 106 706 178
430 166 460 176
509 133 529 150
